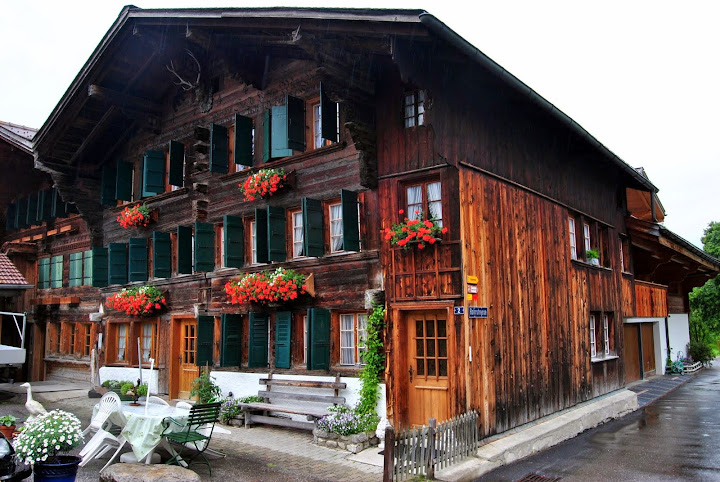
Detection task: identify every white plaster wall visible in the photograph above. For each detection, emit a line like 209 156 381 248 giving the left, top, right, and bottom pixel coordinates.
99 366 159 395
668 313 691 361
210 371 387 419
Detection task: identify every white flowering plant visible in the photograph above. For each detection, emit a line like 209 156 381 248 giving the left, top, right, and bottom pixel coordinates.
14 410 83 465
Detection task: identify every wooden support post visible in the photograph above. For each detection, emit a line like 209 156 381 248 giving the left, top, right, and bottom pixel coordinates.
427 418 437 479
383 425 394 482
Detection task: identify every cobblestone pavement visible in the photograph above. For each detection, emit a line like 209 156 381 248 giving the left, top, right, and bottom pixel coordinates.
1 391 382 481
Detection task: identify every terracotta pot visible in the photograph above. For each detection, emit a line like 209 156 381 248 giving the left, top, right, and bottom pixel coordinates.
0 425 15 440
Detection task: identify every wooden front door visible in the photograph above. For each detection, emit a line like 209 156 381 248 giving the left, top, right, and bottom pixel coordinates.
624 324 641 383
407 311 450 427
172 318 199 399
641 323 656 377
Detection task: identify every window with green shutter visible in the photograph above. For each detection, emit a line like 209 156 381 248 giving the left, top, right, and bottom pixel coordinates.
36 191 45 224
128 238 148 282
50 255 63 289
194 222 214 273
5 203 16 231
341 190 360 252
83 250 93 286
69 252 83 287
255 208 269 264
320 82 339 143
275 311 292 369
108 243 128 285
196 316 214 367
38 258 50 289
248 312 269 368
91 247 108 288
101 163 117 206
16 198 28 229
223 215 244 268
307 308 331 370
152 231 171 278
234 114 254 167
41 188 53 222
209 123 229 174
177 226 192 274
221 314 243 367
302 198 324 257
168 140 185 187
142 150 165 198
267 206 286 262
26 193 38 226
51 189 67 219
116 160 134 201
270 95 305 159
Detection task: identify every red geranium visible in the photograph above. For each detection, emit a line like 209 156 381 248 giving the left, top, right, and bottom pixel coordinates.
238 168 287 202
117 204 152 229
225 268 307 305
384 210 447 250
106 285 166 316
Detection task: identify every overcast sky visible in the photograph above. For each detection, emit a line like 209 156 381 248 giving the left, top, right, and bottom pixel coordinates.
1 1 718 249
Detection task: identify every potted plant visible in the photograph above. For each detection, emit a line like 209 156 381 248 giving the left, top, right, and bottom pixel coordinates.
13 409 83 482
105 285 166 316
225 267 307 305
586 248 600 266
116 203 153 229
238 168 288 201
384 209 448 250
190 372 221 403
0 416 15 440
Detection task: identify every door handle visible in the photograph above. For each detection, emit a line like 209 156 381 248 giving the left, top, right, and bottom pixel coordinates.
409 365 414 382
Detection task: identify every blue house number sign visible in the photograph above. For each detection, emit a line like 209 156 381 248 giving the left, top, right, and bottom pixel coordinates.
468 307 488 319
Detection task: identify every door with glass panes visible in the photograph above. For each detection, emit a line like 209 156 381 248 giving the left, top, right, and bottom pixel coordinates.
406 310 449 426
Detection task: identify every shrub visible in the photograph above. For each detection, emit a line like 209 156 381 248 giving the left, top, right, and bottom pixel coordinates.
190 372 221 403
687 340 714 366
219 399 242 424
316 405 379 436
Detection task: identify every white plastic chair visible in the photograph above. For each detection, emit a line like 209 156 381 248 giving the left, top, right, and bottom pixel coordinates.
79 427 127 468
146 396 169 406
81 391 121 439
176 401 193 410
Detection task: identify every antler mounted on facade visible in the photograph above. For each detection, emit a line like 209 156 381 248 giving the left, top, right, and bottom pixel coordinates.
166 49 202 91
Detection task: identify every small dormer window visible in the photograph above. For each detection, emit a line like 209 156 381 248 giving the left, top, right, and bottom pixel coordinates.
404 90 425 128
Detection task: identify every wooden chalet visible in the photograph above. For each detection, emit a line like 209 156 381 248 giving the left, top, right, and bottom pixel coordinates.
4 6 719 438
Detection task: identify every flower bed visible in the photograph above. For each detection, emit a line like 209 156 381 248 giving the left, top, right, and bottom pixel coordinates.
238 168 288 201
384 209 448 249
225 267 307 305
105 285 166 316
117 204 152 229
313 405 379 453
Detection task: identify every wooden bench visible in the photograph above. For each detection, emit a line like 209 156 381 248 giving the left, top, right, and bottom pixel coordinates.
240 373 346 430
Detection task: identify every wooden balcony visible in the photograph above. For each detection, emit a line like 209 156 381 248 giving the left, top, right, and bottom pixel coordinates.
633 279 668 318
388 240 462 301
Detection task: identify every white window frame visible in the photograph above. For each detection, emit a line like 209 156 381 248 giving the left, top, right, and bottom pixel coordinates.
329 202 343 253
218 225 225 268
117 324 128 362
589 314 596 358
291 209 305 259
250 221 258 264
404 90 425 128
340 313 368 366
583 223 591 254
603 314 610 356
569 217 577 260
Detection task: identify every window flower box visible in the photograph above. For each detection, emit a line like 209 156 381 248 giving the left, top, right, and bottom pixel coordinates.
384 209 448 250
225 268 311 305
105 285 166 316
238 168 289 201
117 204 155 229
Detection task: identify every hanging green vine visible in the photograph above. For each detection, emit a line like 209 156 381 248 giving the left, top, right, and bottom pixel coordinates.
357 303 386 415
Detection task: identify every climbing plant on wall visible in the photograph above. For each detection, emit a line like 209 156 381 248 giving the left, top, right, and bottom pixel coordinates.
357 303 386 415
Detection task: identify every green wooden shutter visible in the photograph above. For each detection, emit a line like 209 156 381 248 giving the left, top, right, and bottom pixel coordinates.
287 95 305 152
50 255 63 289
128 238 148 282
91 247 108 288
41 188 53 222
35 191 44 224
248 312 269 368
196 316 214 367
267 206 286 262
302 197 324 257
152 231 171 278
177 226 192 274
51 188 67 219
307 308 331 370
108 243 128 285
221 314 243 367
5 203 16 231
234 114 254 167
101 164 117 206
16 198 28 229
209 123 229 173
69 252 83 287
26 193 38 226
83 250 93 286
194 222 215 273
38 258 50 289
320 82 338 143
262 110 271 163
223 215 244 268
270 105 294 159
115 160 134 201
168 140 185 187
275 311 292 369
341 190 360 252
255 208 269 264
142 150 165 197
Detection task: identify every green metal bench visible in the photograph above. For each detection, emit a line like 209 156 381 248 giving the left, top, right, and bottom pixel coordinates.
162 402 222 475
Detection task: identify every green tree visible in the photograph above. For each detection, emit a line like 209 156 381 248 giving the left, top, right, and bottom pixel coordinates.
689 221 720 347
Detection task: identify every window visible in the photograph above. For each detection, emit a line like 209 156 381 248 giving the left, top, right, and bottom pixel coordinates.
569 218 577 260
340 313 368 366
406 180 442 226
116 323 129 363
590 312 615 360
311 101 338 149
82 324 92 357
46 323 60 356
568 214 611 267
68 324 76 356
302 314 308 365
291 210 304 258
250 221 258 264
404 90 425 128
140 322 157 363
583 223 591 254
228 116 255 173
620 237 631 273
589 314 596 358
38 258 50 289
50 255 63 289
329 203 343 253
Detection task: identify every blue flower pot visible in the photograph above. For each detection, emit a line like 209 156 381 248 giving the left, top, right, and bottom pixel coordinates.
33 456 80 482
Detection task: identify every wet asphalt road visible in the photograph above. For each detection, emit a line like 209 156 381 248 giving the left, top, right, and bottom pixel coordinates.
477 363 720 481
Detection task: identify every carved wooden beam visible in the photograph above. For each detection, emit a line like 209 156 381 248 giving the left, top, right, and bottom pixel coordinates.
88 84 163 114
69 108 118 165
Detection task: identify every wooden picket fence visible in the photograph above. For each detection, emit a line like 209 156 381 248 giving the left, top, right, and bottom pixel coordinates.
383 411 479 481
